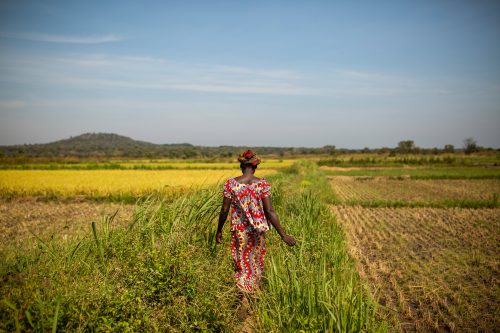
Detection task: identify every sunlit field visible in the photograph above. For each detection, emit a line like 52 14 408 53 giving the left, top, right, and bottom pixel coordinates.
329 176 500 207
328 159 500 331
0 161 385 332
2 0 499 330
0 169 276 198
1 155 499 331
333 205 500 332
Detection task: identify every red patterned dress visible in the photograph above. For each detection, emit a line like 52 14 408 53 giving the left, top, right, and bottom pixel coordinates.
223 177 271 293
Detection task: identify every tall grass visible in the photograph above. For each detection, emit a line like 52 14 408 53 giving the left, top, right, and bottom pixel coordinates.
0 161 388 331
0 188 240 331
252 161 388 332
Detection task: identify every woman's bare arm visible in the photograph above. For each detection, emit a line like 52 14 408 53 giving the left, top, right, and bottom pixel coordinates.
262 196 296 246
216 196 232 244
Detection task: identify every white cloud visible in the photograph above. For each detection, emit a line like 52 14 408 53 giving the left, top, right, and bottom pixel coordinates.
0 32 123 44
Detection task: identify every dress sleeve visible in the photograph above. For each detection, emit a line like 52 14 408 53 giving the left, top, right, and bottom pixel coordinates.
223 179 232 199
261 179 271 198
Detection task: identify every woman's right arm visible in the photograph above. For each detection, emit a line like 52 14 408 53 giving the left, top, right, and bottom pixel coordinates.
216 196 232 244
262 196 296 246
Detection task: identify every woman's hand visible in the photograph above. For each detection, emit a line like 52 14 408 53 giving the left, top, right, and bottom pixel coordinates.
216 231 223 244
281 234 296 246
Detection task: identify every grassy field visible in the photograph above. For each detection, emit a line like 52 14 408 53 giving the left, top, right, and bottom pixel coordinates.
0 161 387 332
2 154 499 331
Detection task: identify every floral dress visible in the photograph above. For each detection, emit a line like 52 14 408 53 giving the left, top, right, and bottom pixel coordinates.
223 177 271 292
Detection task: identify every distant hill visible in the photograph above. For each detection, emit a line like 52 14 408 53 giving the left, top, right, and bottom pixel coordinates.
1 132 335 158
0 133 202 158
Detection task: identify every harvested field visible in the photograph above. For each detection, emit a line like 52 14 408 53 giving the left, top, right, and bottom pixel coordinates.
331 205 500 332
329 176 500 206
0 199 134 247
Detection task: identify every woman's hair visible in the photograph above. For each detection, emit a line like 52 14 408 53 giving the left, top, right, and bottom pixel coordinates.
238 150 261 170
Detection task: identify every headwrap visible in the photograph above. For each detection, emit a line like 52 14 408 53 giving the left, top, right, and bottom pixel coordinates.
238 149 261 166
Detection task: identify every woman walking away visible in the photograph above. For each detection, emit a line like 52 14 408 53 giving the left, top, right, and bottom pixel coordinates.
216 150 296 294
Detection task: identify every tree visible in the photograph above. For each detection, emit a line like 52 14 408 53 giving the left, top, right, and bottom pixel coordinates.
322 145 336 155
463 137 478 155
397 140 416 154
443 144 454 153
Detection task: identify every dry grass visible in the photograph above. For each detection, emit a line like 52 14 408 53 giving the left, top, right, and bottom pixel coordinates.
0 198 135 247
331 205 500 332
329 176 500 205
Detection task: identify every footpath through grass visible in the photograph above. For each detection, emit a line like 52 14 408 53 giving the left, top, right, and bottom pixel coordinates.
0 161 387 332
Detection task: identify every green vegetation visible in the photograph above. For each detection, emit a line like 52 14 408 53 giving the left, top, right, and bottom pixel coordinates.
318 155 500 168
0 162 388 332
3 155 497 331
1 189 238 332
253 161 387 331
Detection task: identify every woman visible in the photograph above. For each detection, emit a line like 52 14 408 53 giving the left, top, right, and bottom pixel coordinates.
216 150 296 293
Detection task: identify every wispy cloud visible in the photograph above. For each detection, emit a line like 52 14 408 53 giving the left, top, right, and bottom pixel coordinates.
0 53 315 96
0 32 123 44
0 52 477 98
0 100 26 109
320 69 453 96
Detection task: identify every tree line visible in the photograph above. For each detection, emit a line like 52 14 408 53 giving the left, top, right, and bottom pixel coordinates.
0 133 496 159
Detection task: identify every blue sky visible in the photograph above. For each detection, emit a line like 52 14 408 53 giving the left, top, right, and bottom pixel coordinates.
1 0 499 148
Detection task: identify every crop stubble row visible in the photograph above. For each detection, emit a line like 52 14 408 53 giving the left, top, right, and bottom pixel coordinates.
329 176 500 204
332 205 500 332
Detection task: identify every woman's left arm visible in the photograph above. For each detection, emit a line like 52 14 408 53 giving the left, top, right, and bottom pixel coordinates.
216 197 232 244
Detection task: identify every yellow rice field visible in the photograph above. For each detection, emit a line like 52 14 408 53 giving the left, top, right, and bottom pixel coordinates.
0 169 276 197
